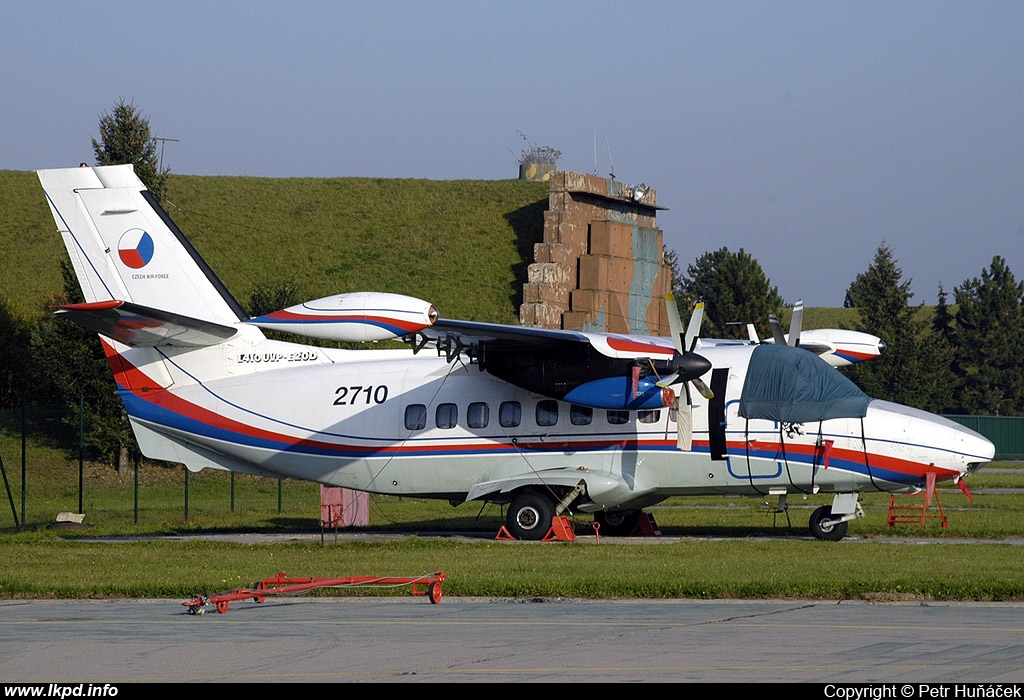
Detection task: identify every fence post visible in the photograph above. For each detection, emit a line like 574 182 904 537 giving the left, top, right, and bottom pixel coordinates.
1 450 19 530
78 394 84 515
21 394 26 530
134 452 139 524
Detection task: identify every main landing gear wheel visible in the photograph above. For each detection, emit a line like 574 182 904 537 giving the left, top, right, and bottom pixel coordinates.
809 505 849 541
506 492 554 541
594 509 641 536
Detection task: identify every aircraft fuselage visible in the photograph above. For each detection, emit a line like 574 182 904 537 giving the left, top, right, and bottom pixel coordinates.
116 332 991 515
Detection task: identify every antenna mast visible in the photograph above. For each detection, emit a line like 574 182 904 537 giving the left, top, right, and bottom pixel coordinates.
605 135 615 180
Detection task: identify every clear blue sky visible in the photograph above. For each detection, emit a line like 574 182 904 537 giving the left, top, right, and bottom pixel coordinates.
4 1 1022 307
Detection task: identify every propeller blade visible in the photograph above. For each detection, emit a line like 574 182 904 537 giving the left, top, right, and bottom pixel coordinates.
691 376 714 400
665 293 685 353
684 301 704 352
675 403 693 451
656 371 679 388
769 313 786 346
770 301 804 347
788 300 804 347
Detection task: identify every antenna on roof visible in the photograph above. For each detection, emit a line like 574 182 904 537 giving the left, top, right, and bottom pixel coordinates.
593 132 598 175
606 135 615 180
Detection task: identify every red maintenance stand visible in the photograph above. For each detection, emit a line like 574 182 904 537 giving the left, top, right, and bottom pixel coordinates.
182 571 446 614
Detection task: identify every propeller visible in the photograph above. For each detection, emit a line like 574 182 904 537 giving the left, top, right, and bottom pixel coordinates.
769 299 803 347
661 294 714 450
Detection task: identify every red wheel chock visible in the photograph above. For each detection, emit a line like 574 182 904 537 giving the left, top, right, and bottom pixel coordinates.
495 526 516 540
182 570 446 614
630 512 662 536
542 515 577 542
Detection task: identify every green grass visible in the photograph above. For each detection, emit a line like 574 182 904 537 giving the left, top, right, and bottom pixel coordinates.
3 535 1022 602
2 421 1023 601
0 171 66 317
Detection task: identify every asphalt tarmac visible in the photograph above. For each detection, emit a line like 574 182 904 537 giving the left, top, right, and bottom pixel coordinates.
2 595 1023 683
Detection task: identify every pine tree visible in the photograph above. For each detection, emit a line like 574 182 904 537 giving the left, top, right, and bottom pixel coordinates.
843 243 949 410
91 98 169 202
678 247 784 339
926 285 959 413
933 284 955 341
950 256 1024 415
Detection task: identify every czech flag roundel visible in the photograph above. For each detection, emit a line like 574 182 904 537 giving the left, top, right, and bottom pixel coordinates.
117 229 154 269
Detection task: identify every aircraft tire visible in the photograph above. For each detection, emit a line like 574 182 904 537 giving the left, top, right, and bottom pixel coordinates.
594 509 641 537
507 492 554 541
808 505 848 541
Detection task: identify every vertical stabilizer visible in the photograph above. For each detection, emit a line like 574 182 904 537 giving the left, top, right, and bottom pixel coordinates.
37 165 247 325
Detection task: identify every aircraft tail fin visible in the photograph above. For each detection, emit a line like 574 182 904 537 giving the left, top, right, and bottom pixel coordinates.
37 165 248 326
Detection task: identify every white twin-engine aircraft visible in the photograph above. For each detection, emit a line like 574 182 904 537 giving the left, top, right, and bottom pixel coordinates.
37 165 994 541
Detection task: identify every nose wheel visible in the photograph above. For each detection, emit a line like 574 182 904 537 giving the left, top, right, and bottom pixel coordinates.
808 505 849 541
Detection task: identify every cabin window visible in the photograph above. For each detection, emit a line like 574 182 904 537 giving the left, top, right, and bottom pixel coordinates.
638 410 661 424
499 401 522 428
435 403 458 430
606 410 629 425
570 405 593 425
536 399 558 427
404 404 427 431
467 402 489 429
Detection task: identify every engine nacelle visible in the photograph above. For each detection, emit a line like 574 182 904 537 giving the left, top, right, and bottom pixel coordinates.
799 329 887 367
247 291 438 342
563 377 676 410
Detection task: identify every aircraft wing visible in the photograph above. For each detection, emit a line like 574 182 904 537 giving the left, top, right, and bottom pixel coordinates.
422 318 677 360
54 300 239 348
699 332 884 368
790 339 834 356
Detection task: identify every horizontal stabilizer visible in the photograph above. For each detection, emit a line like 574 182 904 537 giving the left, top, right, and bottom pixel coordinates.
54 300 238 347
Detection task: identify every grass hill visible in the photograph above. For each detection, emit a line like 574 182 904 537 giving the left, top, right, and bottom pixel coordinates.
0 170 549 323
0 169 863 330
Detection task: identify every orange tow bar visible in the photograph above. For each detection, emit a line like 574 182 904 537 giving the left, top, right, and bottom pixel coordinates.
182 570 446 614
